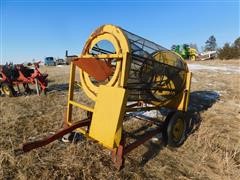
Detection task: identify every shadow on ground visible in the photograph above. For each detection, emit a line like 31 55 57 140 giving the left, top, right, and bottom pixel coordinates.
138 90 220 166
186 90 220 135
47 83 69 93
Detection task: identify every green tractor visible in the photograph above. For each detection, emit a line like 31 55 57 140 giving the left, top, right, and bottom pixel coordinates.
172 44 198 61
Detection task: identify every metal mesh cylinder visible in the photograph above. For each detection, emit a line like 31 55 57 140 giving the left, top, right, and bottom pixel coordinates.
121 29 187 103
80 25 188 105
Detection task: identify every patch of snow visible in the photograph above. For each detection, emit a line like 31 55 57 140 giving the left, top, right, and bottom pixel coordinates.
188 64 240 74
127 110 156 118
142 110 158 118
192 77 198 82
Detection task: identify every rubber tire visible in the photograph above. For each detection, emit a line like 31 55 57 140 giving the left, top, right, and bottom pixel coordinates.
163 111 187 147
1 83 15 97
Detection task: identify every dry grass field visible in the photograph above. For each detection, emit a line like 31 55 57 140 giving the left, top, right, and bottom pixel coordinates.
0 60 240 179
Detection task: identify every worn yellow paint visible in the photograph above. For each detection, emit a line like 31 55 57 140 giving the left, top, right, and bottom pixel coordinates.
89 86 127 148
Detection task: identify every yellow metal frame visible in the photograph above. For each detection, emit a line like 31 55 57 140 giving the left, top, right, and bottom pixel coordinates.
65 24 192 150
65 61 129 147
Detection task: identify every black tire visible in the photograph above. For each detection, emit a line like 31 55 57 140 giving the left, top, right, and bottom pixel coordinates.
1 83 15 97
163 111 187 147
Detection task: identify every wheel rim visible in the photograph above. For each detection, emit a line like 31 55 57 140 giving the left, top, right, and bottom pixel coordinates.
2 85 11 96
172 118 185 142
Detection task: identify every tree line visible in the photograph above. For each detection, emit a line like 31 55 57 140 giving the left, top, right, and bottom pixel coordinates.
205 35 240 59
172 35 240 60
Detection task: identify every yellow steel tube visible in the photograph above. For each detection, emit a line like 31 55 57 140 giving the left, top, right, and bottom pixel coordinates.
69 100 94 112
66 62 76 124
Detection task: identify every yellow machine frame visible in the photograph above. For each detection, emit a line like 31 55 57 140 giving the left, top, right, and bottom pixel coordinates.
18 25 192 170
64 25 192 150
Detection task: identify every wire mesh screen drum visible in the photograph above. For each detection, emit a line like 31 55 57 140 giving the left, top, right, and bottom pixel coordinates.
79 24 189 107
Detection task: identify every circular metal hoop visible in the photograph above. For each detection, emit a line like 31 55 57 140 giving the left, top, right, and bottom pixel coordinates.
79 25 130 101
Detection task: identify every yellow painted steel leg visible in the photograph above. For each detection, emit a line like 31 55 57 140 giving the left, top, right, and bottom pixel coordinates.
183 72 192 111
177 71 192 111
66 63 76 124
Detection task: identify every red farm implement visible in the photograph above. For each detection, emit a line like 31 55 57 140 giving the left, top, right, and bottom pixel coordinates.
0 62 48 96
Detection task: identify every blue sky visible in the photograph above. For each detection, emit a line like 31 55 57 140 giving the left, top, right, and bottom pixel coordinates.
0 0 239 63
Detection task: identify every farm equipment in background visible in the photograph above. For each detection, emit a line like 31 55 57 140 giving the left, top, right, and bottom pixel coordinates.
0 62 48 96
199 51 217 60
55 58 67 65
65 50 78 65
44 51 78 66
172 44 198 61
44 57 56 66
16 24 192 169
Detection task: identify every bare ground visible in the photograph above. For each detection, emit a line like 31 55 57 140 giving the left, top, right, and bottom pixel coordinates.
0 60 240 179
